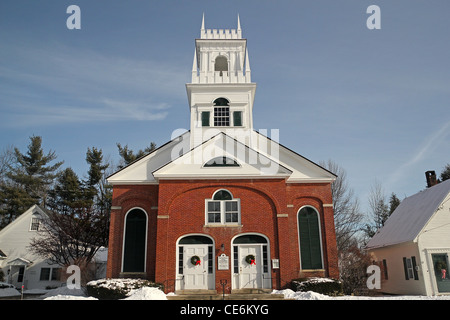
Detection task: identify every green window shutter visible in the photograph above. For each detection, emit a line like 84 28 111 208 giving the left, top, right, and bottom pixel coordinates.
298 207 323 270
202 111 210 127
233 111 242 126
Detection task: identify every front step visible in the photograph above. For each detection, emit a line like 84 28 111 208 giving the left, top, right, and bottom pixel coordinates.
167 290 285 300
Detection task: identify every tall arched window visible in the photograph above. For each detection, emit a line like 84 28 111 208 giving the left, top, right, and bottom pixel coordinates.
213 98 230 126
123 209 147 273
298 206 323 270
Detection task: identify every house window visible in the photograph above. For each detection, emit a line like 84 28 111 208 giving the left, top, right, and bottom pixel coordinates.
206 189 240 225
39 267 61 281
30 215 40 231
298 206 323 270
403 257 419 280
213 98 230 127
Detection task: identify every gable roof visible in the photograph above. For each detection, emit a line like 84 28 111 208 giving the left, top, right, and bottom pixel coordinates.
0 204 46 237
107 130 336 185
366 179 450 249
153 132 293 179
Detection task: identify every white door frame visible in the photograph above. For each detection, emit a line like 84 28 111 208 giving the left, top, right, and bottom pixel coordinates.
176 234 215 291
231 233 271 290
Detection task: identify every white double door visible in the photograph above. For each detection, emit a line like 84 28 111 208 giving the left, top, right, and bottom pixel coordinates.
183 244 211 290
237 245 263 289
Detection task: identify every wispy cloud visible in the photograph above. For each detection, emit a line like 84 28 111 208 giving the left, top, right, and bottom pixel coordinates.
0 42 187 127
387 121 450 186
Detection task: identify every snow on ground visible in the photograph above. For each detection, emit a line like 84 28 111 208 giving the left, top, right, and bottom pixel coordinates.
272 289 450 300
0 282 21 298
2 280 449 300
40 284 167 300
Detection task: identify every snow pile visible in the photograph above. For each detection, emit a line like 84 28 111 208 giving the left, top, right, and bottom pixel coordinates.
43 286 95 300
272 289 450 300
41 279 166 300
0 282 21 298
272 289 331 300
123 287 167 300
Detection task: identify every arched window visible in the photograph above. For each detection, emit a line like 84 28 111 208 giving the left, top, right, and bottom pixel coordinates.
214 56 228 75
298 206 323 270
123 209 147 273
206 189 240 225
204 156 239 167
213 98 230 127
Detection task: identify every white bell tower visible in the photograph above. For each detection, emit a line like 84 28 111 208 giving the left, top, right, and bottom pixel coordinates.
186 14 257 149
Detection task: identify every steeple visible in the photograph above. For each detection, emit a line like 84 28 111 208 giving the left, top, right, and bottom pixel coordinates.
192 14 251 84
186 15 257 148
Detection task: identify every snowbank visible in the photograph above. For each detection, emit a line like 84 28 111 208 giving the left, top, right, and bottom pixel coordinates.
272 289 450 300
0 282 21 298
42 286 93 300
123 287 167 300
41 282 166 300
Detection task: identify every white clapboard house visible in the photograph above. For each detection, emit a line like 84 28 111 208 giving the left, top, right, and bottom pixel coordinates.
0 205 107 291
367 178 450 295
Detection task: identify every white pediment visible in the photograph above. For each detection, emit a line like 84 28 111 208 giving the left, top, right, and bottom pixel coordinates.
153 133 292 179
107 131 336 184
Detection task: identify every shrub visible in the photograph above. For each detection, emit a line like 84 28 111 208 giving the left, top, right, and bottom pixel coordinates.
291 277 343 296
86 278 164 300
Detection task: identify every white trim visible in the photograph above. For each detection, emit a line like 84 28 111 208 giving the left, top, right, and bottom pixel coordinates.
231 233 271 290
297 205 325 271
121 207 149 273
425 248 450 295
175 234 215 291
205 189 241 226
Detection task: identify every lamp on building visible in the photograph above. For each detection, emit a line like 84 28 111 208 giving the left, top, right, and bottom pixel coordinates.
221 244 225 252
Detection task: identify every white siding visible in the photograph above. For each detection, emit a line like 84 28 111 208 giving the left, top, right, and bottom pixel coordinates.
370 242 426 295
0 206 63 290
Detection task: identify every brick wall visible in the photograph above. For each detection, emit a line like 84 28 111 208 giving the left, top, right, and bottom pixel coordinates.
106 179 339 291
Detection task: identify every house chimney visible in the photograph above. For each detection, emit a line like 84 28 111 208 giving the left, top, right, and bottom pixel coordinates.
425 171 437 188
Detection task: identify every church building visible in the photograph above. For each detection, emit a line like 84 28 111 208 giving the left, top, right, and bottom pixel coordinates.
106 16 339 293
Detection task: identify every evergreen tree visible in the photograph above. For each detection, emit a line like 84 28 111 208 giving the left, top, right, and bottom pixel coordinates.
116 142 156 169
388 192 401 215
0 136 62 227
30 147 111 270
440 163 450 182
47 168 90 216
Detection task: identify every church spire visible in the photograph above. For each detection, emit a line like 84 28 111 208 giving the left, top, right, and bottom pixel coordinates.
237 14 242 38
201 13 205 32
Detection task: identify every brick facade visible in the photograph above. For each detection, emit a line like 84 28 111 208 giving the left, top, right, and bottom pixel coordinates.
106 178 339 292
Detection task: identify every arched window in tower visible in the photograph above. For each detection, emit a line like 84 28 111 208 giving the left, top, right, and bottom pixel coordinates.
213 98 230 126
214 56 228 76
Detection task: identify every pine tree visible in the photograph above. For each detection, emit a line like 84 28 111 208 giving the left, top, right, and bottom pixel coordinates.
30 147 111 270
0 136 62 227
116 142 156 169
440 163 450 182
388 192 401 215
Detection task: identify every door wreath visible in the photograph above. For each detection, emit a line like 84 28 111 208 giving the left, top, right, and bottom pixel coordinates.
245 254 256 265
191 255 201 266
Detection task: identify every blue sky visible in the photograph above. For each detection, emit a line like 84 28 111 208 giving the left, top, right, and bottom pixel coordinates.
1 1 449 212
